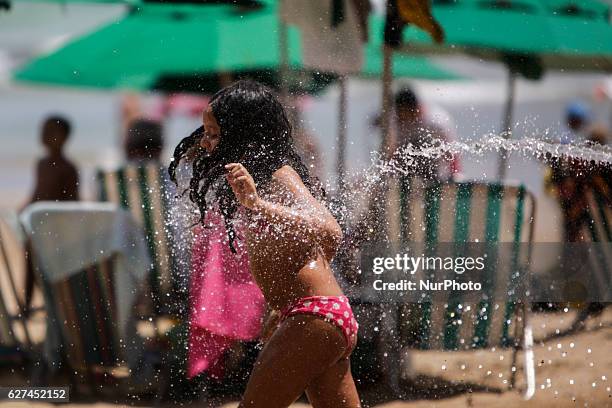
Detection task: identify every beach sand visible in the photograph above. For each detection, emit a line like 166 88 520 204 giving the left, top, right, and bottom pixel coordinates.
0 309 610 408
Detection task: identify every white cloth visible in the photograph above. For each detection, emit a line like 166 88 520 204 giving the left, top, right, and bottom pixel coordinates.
280 0 364 75
20 202 151 368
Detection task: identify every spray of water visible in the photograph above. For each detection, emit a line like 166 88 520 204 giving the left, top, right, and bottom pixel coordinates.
158 135 612 403
328 135 612 222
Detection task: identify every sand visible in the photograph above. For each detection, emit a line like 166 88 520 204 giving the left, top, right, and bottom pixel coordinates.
1 309 610 408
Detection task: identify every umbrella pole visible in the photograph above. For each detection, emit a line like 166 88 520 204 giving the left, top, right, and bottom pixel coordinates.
337 76 348 194
497 69 517 181
381 45 394 153
278 17 290 103
380 46 405 398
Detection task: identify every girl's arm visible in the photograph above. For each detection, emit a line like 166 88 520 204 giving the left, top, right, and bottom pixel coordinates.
225 163 342 260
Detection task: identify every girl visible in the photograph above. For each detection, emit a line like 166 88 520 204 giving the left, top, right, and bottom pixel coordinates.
170 80 361 407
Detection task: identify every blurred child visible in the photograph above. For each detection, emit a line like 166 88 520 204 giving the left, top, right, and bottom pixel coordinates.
22 115 79 315
28 115 79 203
124 118 164 163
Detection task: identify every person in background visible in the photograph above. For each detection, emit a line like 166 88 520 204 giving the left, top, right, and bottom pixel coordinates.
337 89 460 385
122 118 186 318
342 87 461 265
124 118 164 163
28 115 79 203
22 115 79 316
546 101 594 242
545 102 610 328
562 100 591 144
392 86 457 181
567 124 610 330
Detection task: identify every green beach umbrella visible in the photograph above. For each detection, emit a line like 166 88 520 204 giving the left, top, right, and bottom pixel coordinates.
388 0 612 70
11 0 263 5
14 4 329 93
14 3 458 93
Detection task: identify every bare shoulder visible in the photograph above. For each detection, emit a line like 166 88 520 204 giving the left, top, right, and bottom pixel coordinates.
272 165 301 182
271 165 307 193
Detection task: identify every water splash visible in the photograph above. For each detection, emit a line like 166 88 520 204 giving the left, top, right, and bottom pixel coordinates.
330 135 612 222
157 135 612 404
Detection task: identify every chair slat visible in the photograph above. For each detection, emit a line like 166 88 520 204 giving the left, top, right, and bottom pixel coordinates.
393 181 534 351
443 183 473 350
49 261 122 371
0 290 15 347
98 164 175 315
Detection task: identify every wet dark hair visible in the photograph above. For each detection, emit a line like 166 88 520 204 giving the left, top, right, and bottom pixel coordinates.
394 87 419 111
43 115 71 137
125 118 164 161
169 80 322 251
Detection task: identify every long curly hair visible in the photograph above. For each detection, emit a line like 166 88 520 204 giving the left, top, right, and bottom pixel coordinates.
169 80 322 251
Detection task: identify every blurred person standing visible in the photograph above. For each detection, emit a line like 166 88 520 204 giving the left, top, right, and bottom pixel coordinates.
343 87 460 253
546 101 595 242
124 118 164 163
121 118 184 311
545 103 611 328
562 101 591 144
393 86 457 181
336 88 461 385
570 125 611 329
22 115 79 315
27 115 79 203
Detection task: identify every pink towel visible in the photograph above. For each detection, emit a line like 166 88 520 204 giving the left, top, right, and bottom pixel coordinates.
187 209 265 379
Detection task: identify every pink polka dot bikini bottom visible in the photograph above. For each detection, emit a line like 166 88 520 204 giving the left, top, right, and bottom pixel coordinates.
280 295 359 360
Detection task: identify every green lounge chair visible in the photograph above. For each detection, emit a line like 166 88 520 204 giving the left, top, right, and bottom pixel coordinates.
97 163 177 317
399 180 536 399
19 202 161 396
567 185 611 329
44 259 124 387
0 212 33 366
0 284 20 366
582 187 611 280
348 180 536 399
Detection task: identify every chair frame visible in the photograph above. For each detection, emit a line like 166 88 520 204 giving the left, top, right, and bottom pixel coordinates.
347 180 537 400
0 214 33 354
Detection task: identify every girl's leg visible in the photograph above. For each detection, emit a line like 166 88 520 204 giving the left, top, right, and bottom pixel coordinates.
305 358 361 408
239 314 347 408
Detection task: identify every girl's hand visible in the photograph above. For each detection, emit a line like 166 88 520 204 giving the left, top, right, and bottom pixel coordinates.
225 163 260 209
